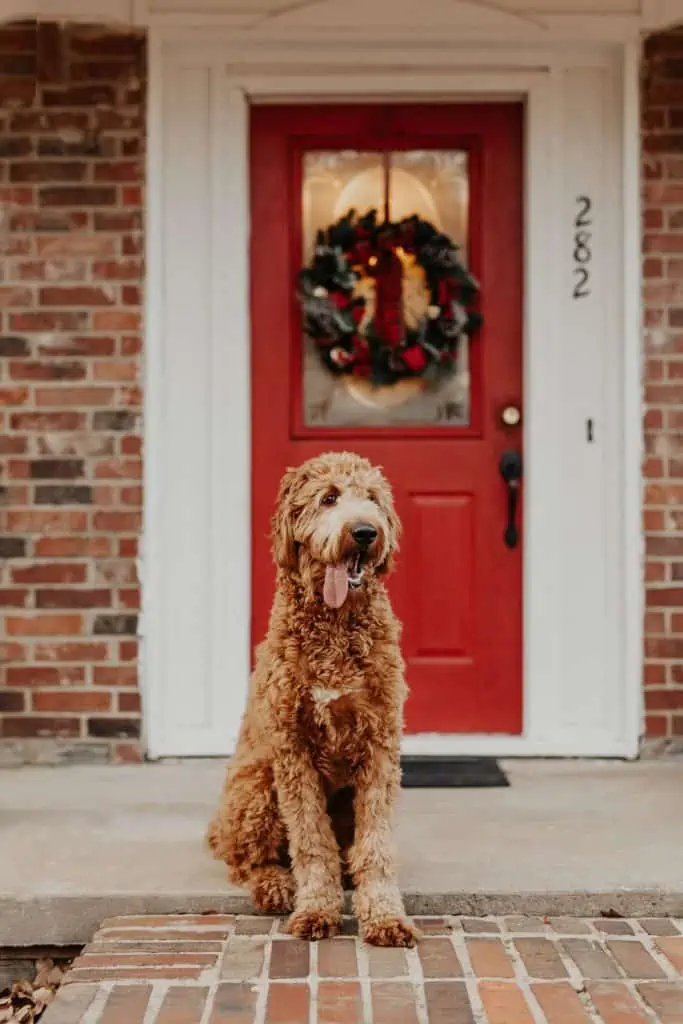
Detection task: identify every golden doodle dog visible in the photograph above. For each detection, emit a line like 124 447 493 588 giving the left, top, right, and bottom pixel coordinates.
207 451 418 947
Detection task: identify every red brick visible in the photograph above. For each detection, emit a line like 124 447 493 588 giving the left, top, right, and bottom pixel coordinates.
32 691 111 713
479 981 534 1024
10 361 87 382
94 162 141 184
36 588 111 609
637 982 683 1019
657 937 683 970
94 458 142 479
317 937 358 978
641 920 681 937
318 981 363 1023
8 509 87 533
0 386 29 405
372 983 420 1024
467 938 516 978
209 983 258 1024
35 642 109 662
594 919 636 935
68 966 203 981
0 589 29 607
6 613 83 636
93 360 138 382
35 387 115 407
588 982 652 1022
74 952 216 970
40 285 114 307
532 983 591 1023
94 665 138 686
607 940 666 979
418 937 462 978
7 666 86 686
10 312 87 332
269 938 309 979
368 945 409 977
40 186 116 206
514 938 568 979
92 511 141 532
93 310 141 331
265 983 309 1023
2 716 80 738
11 412 86 430
35 537 111 557
0 691 25 712
424 982 474 1023
11 562 87 584
97 985 151 1024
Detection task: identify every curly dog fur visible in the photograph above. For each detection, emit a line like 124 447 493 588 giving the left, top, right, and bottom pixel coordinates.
207 451 418 947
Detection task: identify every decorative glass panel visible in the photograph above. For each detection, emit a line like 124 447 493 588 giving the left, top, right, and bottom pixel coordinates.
300 149 472 429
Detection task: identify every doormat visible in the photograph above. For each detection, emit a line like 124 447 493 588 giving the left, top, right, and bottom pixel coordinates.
400 756 509 788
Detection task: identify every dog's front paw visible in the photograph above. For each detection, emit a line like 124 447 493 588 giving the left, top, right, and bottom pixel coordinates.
250 866 295 915
362 916 420 948
288 908 340 941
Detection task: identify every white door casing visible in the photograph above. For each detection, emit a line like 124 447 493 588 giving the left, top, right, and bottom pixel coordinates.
142 35 642 758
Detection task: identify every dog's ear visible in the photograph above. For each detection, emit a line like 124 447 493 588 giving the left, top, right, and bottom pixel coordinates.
376 478 401 576
271 466 300 570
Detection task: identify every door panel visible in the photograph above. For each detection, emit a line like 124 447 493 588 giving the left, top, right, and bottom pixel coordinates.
250 103 523 734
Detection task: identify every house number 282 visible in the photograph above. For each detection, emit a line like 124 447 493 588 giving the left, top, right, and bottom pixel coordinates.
573 195 592 299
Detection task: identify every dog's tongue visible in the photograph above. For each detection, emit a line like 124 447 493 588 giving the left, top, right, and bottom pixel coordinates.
323 564 348 609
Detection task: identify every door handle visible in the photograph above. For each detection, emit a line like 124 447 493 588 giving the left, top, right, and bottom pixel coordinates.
499 451 522 549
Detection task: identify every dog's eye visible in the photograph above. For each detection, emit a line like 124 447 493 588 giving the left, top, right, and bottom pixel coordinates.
321 491 338 507
368 491 379 505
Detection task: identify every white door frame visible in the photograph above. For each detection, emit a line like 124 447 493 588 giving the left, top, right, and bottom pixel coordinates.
143 34 643 759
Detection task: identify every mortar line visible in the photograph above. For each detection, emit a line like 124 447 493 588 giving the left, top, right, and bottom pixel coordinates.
500 929 550 1024
629 919 680 980
81 980 113 1024
309 931 318 1024
252 921 274 1024
450 924 486 1024
546 926 602 1024
142 980 172 1024
354 933 373 1024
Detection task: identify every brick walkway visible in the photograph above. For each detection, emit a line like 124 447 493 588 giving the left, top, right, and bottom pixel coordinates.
44 914 683 1023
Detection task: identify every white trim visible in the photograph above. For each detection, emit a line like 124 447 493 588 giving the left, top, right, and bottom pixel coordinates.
141 28 164 758
145 39 642 759
143 37 251 758
0 0 679 37
401 733 636 759
622 39 645 755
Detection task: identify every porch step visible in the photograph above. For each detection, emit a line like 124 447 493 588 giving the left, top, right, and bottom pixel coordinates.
43 913 683 1024
3 759 683 947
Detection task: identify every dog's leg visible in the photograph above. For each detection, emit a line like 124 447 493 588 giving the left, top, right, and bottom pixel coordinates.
348 750 419 948
274 755 343 940
207 758 295 915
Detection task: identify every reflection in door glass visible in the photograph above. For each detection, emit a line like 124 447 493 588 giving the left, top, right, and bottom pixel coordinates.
301 150 471 429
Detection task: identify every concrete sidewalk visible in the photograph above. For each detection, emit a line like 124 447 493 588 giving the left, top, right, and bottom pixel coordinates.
2 759 683 946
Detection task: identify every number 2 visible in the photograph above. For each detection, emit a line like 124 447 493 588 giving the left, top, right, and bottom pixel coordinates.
573 196 592 298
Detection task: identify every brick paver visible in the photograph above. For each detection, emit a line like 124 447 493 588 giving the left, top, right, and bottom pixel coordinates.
44 914 683 1023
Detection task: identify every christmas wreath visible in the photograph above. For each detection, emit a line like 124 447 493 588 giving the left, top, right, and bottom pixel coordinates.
297 208 481 387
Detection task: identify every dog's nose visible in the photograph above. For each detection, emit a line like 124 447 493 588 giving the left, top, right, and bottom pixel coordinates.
351 522 378 549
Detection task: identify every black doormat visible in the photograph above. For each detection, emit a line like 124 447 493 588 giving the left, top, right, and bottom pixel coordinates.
400 755 509 788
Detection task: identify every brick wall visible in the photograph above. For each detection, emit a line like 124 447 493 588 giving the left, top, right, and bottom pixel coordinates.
0 22 145 763
642 27 683 746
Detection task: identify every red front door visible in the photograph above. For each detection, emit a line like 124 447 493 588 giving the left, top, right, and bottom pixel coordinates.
251 103 523 734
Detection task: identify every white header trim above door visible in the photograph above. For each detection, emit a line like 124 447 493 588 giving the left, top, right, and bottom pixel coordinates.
144 37 642 759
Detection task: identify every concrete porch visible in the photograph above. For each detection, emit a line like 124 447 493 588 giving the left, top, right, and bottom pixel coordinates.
3 759 683 947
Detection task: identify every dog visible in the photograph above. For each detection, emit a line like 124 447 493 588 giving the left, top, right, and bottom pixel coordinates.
207 451 418 947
